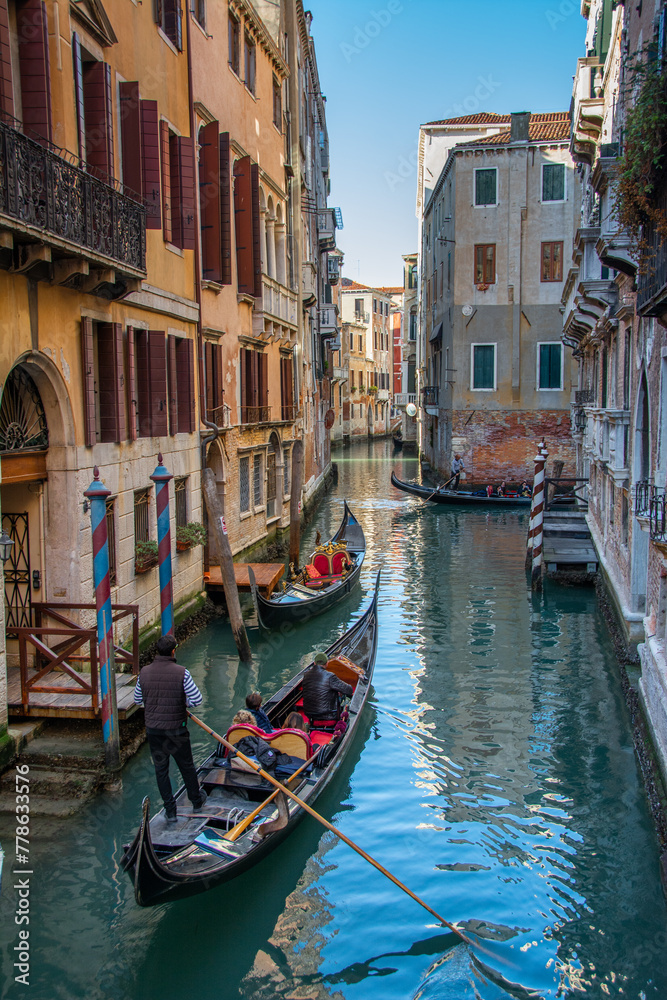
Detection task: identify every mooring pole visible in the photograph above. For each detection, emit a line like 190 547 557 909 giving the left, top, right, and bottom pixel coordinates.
526 441 547 569
289 440 304 570
84 467 121 772
201 467 252 663
150 453 174 637
531 443 548 591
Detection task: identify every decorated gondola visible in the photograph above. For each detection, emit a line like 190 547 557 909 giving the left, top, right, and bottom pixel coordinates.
391 470 532 507
249 501 365 629
121 575 380 907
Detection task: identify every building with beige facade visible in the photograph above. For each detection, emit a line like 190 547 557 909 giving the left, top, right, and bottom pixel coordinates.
339 280 392 440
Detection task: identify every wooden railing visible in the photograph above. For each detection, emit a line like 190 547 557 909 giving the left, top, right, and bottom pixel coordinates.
544 477 589 511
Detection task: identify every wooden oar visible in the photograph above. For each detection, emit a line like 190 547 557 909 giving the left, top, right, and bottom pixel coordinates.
423 473 456 502
223 747 322 841
188 711 474 947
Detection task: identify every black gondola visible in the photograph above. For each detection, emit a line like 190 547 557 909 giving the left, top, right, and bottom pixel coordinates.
391 470 532 507
392 434 403 450
121 575 380 907
249 501 365 629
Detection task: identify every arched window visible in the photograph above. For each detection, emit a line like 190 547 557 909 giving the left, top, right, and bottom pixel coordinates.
0 366 49 453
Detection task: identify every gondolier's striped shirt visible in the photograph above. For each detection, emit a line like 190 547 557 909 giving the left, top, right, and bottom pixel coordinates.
133 670 203 707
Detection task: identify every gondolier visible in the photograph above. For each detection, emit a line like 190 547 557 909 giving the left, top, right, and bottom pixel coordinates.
450 453 465 490
133 635 207 823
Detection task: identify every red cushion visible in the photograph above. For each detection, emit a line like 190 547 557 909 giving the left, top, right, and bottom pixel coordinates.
313 553 331 575
304 563 321 579
310 731 332 747
331 552 350 574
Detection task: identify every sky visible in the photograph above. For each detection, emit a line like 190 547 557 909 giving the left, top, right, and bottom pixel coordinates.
306 0 587 288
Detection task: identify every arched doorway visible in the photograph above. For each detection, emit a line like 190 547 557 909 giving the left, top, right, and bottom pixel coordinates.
205 439 226 567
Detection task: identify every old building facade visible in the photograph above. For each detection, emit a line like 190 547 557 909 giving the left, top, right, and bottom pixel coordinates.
339 280 392 440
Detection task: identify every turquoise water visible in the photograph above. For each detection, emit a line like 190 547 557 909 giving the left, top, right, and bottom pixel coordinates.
1 440 666 999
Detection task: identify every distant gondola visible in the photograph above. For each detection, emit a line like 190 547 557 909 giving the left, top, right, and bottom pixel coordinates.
391 470 532 506
392 434 403 450
249 501 365 629
121 576 380 907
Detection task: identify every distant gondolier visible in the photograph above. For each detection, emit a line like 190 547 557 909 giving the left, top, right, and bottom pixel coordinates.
450 453 465 490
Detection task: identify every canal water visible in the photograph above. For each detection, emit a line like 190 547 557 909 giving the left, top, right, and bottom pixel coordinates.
1 440 666 999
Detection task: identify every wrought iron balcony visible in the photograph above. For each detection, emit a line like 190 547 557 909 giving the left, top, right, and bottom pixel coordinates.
634 480 652 517
241 405 271 425
279 404 298 422
637 185 667 317
422 385 439 408
650 489 667 543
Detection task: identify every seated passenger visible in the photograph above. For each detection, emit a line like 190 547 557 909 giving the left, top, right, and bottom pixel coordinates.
302 651 353 721
230 710 277 771
284 711 308 731
246 691 273 733
486 484 493 497
496 481 506 497
521 480 532 497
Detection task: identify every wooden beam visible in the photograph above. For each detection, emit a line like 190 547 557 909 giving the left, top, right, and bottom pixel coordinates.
14 243 51 272
52 257 89 284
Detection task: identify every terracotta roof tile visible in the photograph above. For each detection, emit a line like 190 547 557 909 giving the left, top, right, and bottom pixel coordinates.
341 280 369 290
462 114 571 146
424 112 511 127
377 286 403 294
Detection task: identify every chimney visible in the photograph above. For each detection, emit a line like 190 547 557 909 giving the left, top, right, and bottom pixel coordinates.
510 112 531 143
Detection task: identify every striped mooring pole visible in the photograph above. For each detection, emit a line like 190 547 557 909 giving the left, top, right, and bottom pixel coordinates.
84 467 121 771
526 441 548 568
531 442 548 591
150 453 174 636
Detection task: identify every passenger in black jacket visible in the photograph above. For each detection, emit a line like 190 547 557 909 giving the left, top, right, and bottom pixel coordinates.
302 652 353 720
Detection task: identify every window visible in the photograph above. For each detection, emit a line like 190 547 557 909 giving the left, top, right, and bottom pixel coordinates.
351 404 354 419
240 456 250 512
134 329 168 437
354 298 364 321
623 328 631 409
350 369 355 389
541 241 563 282
228 10 240 74
233 156 261 296
192 0 205 30
72 44 114 182
154 0 183 50
542 163 565 202
119 83 161 228
134 488 151 545
244 33 256 94
204 341 224 422
283 446 291 495
240 348 268 422
409 311 417 340
106 498 117 586
538 343 562 390
475 168 497 206
273 75 282 129
472 344 496 390
175 476 188 528
160 122 196 249
408 264 417 289
253 453 263 506
80 320 126 446
281 356 294 420
474 244 496 285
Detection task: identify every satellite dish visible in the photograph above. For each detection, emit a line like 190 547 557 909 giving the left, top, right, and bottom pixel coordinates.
324 408 335 429
462 305 473 317
406 403 417 417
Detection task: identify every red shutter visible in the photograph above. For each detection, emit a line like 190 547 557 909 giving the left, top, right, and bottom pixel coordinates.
113 323 126 442
205 341 214 417
17 0 52 144
240 347 248 419
72 32 85 163
82 60 114 180
214 344 223 412
140 100 161 228
97 323 125 443
171 134 195 250
199 121 222 282
119 81 142 197
0 0 14 119
234 156 254 294
148 330 168 436
135 329 150 437
250 350 259 409
175 337 195 433
250 162 262 298
220 133 232 285
161 119 172 243
167 333 178 434
126 326 137 441
81 317 96 447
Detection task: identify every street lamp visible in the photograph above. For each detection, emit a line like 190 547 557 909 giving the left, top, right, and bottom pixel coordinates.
0 530 14 565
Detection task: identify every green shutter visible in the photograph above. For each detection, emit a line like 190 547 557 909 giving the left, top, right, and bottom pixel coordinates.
473 345 494 389
539 344 561 389
543 163 565 201
475 169 496 206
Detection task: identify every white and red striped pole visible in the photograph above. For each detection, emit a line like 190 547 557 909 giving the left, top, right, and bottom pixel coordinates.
531 442 548 591
150 453 174 637
526 441 548 567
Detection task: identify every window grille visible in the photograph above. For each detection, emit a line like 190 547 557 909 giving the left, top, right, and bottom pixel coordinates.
253 453 263 506
240 456 250 512
134 488 151 544
283 447 291 495
106 498 117 586
175 476 188 527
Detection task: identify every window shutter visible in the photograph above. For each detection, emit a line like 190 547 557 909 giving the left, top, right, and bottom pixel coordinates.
250 162 262 297
140 100 161 228
72 32 85 164
167 333 178 434
17 0 52 144
175 337 195 432
172 135 195 250
82 61 114 180
97 323 125 443
119 81 142 197
234 155 254 294
135 329 150 436
240 347 248 418
164 0 183 50
126 326 137 441
161 119 172 243
251 349 259 409
0 0 14 118
112 322 126 442
149 330 168 436
81 317 96 447
220 132 232 284
205 340 214 416
214 343 223 412
199 121 222 281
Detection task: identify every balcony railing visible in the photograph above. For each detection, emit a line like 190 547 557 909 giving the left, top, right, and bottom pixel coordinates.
650 489 667 542
635 480 652 517
262 275 298 328
280 404 298 422
637 185 667 315
422 385 439 407
0 118 146 276
395 393 416 406
241 405 271 424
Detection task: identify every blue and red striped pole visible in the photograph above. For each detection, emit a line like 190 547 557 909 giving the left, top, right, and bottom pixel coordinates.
84 467 120 771
150 453 174 636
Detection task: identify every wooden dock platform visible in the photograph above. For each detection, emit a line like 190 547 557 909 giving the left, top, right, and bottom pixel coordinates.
543 511 598 576
7 667 139 720
205 562 286 597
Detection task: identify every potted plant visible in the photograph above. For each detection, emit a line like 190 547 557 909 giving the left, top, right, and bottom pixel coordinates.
176 522 207 551
135 539 158 574
368 385 378 394
350 386 357 393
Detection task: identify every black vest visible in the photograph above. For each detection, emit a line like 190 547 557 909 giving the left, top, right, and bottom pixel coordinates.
140 655 187 730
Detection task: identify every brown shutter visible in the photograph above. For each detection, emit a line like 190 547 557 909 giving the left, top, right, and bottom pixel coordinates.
81 317 96 447
119 81 142 197
175 337 195 433
72 32 85 164
234 155 254 294
171 134 195 250
220 132 232 284
97 323 125 443
148 330 168 436
161 119 172 243
258 352 267 415
135 329 150 437
17 0 52 144
199 121 222 282
167 333 178 434
82 60 114 180
214 344 223 412
0 0 14 118
164 0 182 50
280 356 286 420
126 326 137 441
140 100 161 228
250 162 262 298
240 347 248 419
250 350 259 409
